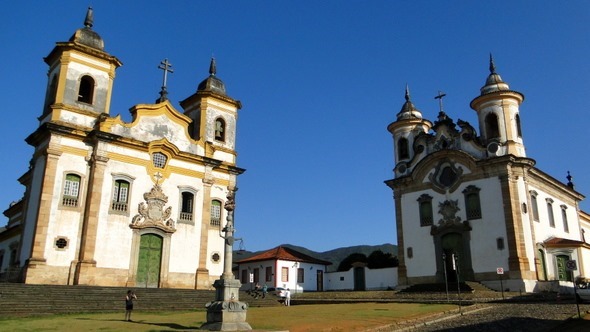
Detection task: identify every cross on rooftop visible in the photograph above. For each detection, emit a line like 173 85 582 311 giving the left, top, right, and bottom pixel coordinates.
157 59 174 102
435 90 446 112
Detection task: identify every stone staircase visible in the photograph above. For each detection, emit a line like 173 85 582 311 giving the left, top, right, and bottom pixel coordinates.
0 283 282 317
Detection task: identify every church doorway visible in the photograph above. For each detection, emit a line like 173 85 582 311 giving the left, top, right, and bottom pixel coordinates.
441 233 464 282
136 233 163 288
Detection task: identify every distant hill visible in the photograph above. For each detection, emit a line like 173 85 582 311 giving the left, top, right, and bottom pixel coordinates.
234 243 398 272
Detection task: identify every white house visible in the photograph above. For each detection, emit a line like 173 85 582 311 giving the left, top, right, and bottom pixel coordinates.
235 246 331 293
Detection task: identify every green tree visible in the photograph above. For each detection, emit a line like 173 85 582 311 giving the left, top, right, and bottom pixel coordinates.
367 250 398 269
337 253 367 271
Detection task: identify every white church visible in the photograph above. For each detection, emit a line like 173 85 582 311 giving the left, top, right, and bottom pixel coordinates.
385 57 590 293
0 8 244 289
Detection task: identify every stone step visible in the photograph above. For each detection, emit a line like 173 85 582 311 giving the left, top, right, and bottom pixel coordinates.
0 283 281 316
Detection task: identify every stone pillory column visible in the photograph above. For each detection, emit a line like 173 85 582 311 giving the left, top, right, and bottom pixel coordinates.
200 188 251 331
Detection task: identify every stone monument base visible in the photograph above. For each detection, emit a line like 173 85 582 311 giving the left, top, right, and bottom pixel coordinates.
200 278 252 331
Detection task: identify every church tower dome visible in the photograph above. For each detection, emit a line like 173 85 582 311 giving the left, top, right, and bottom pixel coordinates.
68 7 104 50
387 86 432 176
470 55 526 157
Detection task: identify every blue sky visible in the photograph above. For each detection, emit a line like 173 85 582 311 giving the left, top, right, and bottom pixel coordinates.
1 1 589 253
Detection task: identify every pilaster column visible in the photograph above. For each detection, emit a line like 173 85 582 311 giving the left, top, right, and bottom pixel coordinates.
499 172 531 279
74 154 108 285
27 147 62 265
195 171 214 289
393 190 408 285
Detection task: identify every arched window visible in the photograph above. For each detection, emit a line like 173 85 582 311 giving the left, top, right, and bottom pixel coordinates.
215 118 226 142
179 192 195 223
62 173 81 207
485 113 500 140
515 114 523 138
417 194 433 226
77 75 95 104
463 185 482 220
397 137 409 160
211 199 222 226
561 205 569 233
530 191 539 221
546 198 555 227
112 179 130 212
44 75 58 113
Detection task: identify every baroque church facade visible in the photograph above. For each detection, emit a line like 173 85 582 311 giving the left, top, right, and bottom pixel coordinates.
0 9 244 289
385 57 590 292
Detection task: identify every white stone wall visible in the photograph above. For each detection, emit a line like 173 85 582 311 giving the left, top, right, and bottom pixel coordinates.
325 267 398 291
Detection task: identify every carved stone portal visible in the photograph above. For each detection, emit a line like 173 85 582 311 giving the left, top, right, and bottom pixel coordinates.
130 184 176 233
438 199 461 225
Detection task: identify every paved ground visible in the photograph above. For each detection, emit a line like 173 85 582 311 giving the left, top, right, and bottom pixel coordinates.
395 302 590 331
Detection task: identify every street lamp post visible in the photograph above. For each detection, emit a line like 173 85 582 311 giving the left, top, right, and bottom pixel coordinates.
200 189 252 331
442 253 449 302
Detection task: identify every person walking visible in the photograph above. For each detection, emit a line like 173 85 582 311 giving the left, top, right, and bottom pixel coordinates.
284 288 291 306
125 290 138 321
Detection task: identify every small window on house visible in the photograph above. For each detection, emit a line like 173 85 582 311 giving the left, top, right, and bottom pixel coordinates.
112 179 130 212
152 152 167 168
485 113 500 140
215 118 226 142
397 137 409 160
265 266 273 282
530 191 539 221
297 268 304 283
546 198 555 227
210 200 222 226
77 75 95 104
179 192 194 223
241 269 248 284
0 251 4 271
417 194 433 226
561 205 569 233
253 268 260 283
515 114 523 138
281 267 289 282
407 247 413 259
463 185 482 220
497 237 504 250
62 174 81 207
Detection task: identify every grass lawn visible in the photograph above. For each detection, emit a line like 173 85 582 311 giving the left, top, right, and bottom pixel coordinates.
0 302 457 331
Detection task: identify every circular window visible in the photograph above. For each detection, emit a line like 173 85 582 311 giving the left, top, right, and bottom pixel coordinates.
211 253 221 263
55 238 68 249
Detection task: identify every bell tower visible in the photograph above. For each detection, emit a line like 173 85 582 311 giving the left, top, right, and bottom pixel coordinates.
387 86 432 177
470 55 525 157
180 58 242 164
41 7 122 126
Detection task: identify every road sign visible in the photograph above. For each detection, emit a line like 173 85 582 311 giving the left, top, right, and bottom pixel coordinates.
566 260 577 271
496 267 504 275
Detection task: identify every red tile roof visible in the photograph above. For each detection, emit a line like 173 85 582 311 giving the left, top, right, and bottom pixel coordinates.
544 237 590 248
235 246 332 265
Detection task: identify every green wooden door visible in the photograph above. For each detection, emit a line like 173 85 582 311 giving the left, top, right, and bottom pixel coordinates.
137 234 163 288
556 255 573 282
